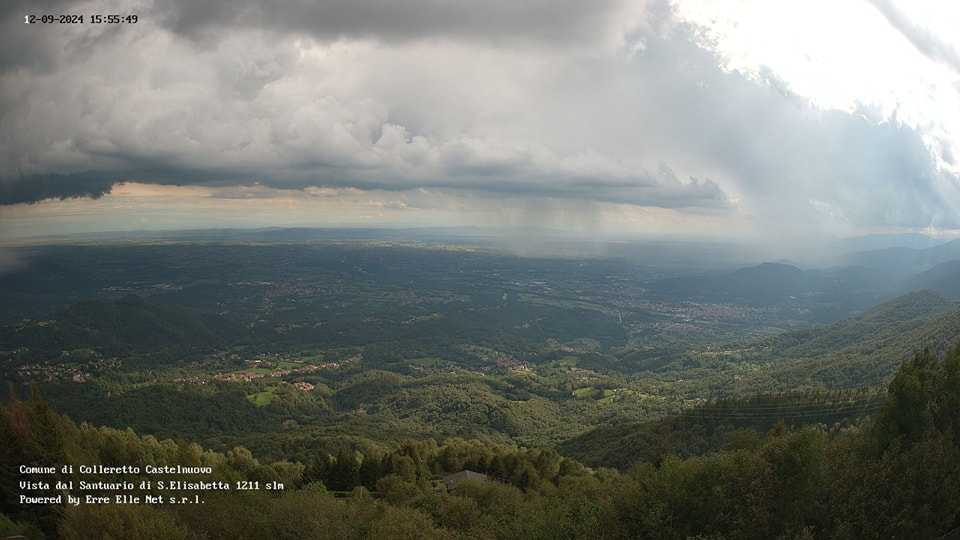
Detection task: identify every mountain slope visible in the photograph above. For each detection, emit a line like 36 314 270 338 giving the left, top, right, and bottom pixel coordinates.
651 262 820 305
764 303 960 389
755 290 957 360
705 290 960 393
560 292 960 470
557 388 885 470
898 260 960 299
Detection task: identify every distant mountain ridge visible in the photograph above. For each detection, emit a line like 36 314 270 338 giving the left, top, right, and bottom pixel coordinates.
835 238 960 270
826 232 950 252
651 262 819 305
648 239 960 322
897 259 960 299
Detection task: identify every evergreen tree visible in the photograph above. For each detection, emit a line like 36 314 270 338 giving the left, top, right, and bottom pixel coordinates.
0 399 26 519
329 448 361 491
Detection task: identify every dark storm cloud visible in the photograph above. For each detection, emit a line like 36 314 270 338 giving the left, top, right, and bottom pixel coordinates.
0 173 120 204
0 0 77 18
430 149 729 209
151 0 636 48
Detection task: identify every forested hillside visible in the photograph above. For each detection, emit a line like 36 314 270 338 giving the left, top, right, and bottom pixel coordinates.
558 387 887 470
753 292 960 391
3 344 960 538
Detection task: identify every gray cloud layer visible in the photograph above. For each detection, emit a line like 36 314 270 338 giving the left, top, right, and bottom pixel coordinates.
154 0 637 48
866 0 960 74
1 0 958 231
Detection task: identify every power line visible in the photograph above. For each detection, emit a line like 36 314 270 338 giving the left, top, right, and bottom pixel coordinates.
682 403 884 421
664 391 888 421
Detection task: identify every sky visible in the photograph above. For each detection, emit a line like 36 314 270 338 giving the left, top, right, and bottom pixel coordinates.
2 0 960 246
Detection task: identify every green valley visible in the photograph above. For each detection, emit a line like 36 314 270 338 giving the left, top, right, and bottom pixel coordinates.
2 231 960 538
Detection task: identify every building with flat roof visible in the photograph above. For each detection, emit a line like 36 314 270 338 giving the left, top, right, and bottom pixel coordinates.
440 470 487 492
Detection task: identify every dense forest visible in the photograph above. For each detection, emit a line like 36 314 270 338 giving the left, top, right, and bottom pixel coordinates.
3 343 960 538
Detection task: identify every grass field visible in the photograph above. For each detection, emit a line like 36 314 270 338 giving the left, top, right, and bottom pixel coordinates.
247 387 277 406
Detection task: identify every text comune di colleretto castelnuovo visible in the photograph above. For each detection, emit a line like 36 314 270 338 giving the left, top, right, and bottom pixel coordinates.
76 465 214 475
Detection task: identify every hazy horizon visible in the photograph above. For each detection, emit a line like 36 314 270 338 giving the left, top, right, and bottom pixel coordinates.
3 224 959 272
